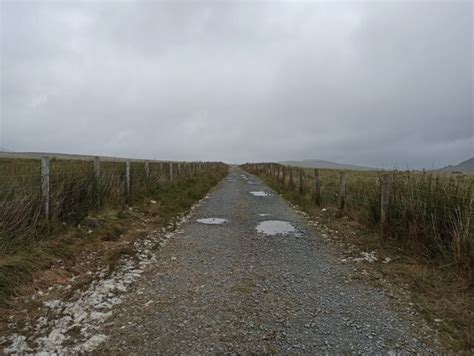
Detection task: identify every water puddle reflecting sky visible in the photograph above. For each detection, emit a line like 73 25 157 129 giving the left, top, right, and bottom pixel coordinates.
196 218 228 225
256 220 297 236
250 191 271 197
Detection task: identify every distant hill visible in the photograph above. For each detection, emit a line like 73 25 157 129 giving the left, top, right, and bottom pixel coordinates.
438 157 474 173
279 159 375 171
0 146 13 152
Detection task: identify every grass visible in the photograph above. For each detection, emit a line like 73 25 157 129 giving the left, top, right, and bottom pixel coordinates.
247 164 474 272
243 163 473 351
0 160 228 306
0 158 223 251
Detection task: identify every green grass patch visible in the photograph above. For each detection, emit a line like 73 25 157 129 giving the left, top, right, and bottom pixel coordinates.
0 165 228 306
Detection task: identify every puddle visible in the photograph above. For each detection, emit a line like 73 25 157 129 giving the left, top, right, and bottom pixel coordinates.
250 191 271 197
196 218 228 225
258 213 271 217
256 220 297 236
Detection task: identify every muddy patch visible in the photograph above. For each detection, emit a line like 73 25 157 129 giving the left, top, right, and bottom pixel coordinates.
256 220 297 236
196 218 228 225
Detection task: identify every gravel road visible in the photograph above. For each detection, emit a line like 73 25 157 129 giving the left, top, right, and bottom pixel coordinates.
99 167 434 354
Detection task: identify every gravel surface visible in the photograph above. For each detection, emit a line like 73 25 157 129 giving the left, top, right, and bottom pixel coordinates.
98 167 434 354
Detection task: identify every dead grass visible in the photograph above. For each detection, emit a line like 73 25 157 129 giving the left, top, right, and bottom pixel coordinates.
0 165 228 307
245 164 473 352
329 213 472 352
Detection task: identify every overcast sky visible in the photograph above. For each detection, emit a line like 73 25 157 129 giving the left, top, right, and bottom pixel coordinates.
0 1 472 167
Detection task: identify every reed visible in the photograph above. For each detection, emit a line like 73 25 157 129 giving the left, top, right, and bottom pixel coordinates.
243 163 474 272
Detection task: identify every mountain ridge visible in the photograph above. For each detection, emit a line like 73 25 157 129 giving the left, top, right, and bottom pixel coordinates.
438 157 474 173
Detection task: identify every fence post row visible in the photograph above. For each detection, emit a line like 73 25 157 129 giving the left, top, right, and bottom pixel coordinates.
32 156 221 235
247 163 416 229
41 156 50 227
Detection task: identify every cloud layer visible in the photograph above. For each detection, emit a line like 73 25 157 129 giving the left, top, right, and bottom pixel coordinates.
1 1 472 167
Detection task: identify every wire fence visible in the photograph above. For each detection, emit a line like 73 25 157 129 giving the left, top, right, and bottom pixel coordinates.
242 163 474 268
0 156 225 252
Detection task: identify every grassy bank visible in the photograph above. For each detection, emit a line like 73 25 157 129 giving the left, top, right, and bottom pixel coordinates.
242 163 473 351
0 157 224 253
0 164 228 306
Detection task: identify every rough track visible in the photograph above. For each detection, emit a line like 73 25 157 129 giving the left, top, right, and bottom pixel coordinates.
99 167 433 354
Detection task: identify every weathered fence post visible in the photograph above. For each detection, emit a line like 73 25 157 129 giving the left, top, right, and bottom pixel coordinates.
144 160 150 194
94 156 101 210
380 174 390 228
337 171 346 212
41 156 50 228
169 162 174 181
289 168 295 190
313 168 321 207
144 160 150 180
299 169 304 194
125 161 131 196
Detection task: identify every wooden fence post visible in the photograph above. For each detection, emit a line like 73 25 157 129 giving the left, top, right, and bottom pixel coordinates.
41 156 50 228
169 162 174 181
125 161 131 196
337 171 346 212
299 169 304 194
289 168 295 190
313 168 321 207
144 160 150 194
144 160 150 180
381 174 390 228
94 156 101 210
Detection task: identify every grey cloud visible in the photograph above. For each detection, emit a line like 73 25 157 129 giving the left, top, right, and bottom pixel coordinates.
1 0 472 168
